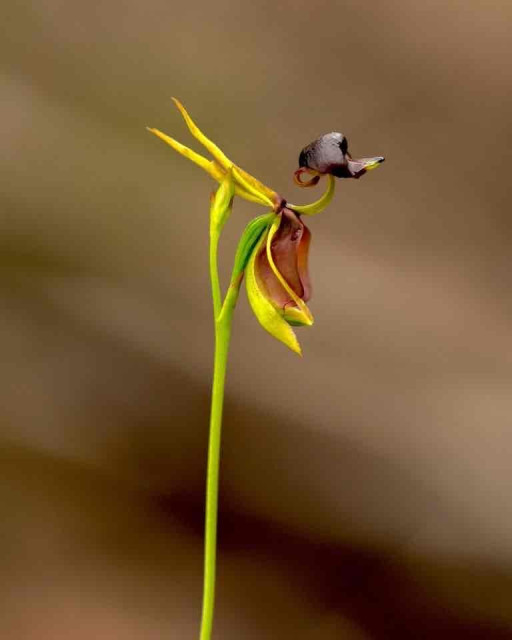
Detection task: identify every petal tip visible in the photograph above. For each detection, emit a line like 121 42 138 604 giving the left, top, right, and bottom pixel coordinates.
283 327 303 356
292 341 303 357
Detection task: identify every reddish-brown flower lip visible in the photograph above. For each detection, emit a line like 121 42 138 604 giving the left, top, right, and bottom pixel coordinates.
255 208 311 312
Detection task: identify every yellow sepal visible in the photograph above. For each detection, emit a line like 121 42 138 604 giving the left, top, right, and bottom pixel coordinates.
147 127 268 205
231 166 274 208
172 98 233 173
147 127 223 181
210 169 235 234
246 232 302 355
172 98 278 203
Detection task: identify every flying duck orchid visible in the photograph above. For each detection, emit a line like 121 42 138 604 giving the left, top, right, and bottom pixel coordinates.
148 100 383 355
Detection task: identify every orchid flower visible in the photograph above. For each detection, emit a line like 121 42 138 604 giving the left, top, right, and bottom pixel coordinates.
147 101 384 640
149 100 382 355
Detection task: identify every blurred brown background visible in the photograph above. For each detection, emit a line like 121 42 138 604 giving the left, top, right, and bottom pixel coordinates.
2 0 512 637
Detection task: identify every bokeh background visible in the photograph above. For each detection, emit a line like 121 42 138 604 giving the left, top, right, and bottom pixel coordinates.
2 0 512 637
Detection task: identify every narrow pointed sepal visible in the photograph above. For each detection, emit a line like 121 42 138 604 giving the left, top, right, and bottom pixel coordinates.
146 127 224 182
171 97 233 172
246 232 303 355
149 100 281 208
171 99 278 207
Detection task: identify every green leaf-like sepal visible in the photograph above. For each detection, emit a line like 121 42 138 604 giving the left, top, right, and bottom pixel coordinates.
245 231 303 356
210 170 235 235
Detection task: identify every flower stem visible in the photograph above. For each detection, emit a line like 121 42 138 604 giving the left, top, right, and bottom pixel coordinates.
200 231 239 640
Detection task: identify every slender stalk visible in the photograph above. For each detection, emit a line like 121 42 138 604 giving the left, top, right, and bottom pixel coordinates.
199 232 239 640
209 226 222 320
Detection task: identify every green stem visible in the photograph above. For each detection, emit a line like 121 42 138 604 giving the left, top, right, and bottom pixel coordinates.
209 227 222 320
200 233 240 640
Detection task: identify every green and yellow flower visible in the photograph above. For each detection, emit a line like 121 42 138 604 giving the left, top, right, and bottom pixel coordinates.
148 100 382 355
245 207 312 354
148 98 279 209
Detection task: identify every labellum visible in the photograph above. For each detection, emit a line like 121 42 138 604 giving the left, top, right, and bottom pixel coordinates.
294 132 384 186
246 207 313 355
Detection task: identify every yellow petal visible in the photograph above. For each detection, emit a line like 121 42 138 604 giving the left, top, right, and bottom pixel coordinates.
233 166 279 205
232 182 277 206
147 127 273 205
172 97 233 173
147 127 224 182
246 232 302 355
172 98 278 206
231 166 274 208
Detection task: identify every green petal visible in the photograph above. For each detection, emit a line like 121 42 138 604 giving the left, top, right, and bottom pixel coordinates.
246 232 302 356
210 170 235 234
230 212 276 281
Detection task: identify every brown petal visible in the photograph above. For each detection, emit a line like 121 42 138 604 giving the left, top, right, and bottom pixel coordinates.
255 236 291 309
254 208 311 310
271 208 306 297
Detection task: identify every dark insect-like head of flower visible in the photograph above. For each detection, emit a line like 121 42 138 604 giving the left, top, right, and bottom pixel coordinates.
148 100 384 354
294 132 385 187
